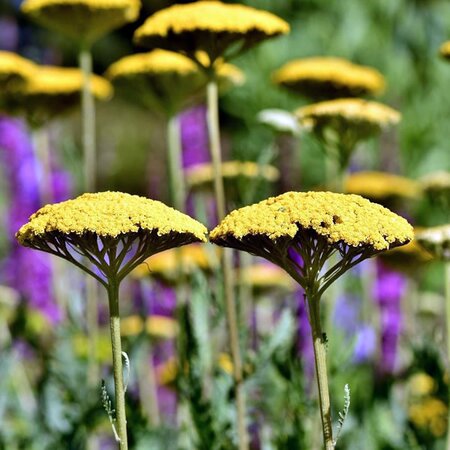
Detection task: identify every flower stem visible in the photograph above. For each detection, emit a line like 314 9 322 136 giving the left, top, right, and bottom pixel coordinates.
79 46 100 387
307 294 334 450
445 261 450 450
107 280 128 450
167 114 186 212
206 77 249 450
79 47 96 193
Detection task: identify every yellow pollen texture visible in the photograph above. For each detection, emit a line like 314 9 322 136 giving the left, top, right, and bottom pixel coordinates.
134 1 289 41
273 57 385 95
210 191 413 251
16 191 208 244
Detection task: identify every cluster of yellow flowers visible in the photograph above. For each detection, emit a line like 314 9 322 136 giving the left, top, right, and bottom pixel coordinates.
210 191 413 251
16 191 208 244
273 57 385 99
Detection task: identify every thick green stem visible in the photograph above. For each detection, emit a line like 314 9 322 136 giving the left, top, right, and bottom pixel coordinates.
307 294 334 450
108 281 128 450
167 115 186 212
206 77 249 450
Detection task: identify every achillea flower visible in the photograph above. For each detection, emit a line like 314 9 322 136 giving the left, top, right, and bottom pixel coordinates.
133 1 289 66
132 244 216 283
0 51 36 91
16 66 112 126
408 397 448 437
120 314 178 339
345 171 421 202
106 50 243 115
240 262 295 293
439 41 450 61
420 171 450 208
273 57 385 100
16 191 206 448
409 373 437 397
186 161 280 190
21 0 140 44
210 191 413 447
416 225 450 261
296 99 401 170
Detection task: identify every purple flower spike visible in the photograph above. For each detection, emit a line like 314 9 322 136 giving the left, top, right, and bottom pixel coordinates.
373 259 407 374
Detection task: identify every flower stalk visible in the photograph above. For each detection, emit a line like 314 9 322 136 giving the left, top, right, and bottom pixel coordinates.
107 280 128 450
206 75 249 450
167 114 186 212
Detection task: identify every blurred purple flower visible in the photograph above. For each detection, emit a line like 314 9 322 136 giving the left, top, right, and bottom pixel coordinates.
0 17 19 51
0 116 71 323
352 324 377 364
373 259 406 374
180 104 210 169
295 289 315 382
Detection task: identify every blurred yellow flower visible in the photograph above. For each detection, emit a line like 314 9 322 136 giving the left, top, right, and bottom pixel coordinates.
120 315 144 336
186 161 280 190
439 41 450 61
133 243 216 282
409 372 437 397
0 51 36 90
72 332 112 363
416 225 450 261
134 1 289 66
146 315 178 340
345 171 421 201
240 263 295 293
273 57 385 100
408 397 447 437
21 0 140 43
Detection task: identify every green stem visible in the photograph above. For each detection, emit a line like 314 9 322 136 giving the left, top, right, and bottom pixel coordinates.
307 294 334 450
79 46 100 388
206 77 249 450
167 114 186 212
32 127 53 204
445 262 450 450
107 280 128 450
79 47 96 193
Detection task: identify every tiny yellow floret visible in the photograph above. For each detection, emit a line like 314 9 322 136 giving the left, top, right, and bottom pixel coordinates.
16 191 208 245
273 57 385 99
210 191 413 251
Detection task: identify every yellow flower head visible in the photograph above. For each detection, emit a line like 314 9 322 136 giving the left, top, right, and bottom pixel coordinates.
210 192 413 294
15 65 112 126
408 397 448 437
409 373 437 397
345 171 421 202
416 225 450 261
0 51 36 90
297 98 400 130
21 0 140 44
146 315 178 339
240 263 295 293
133 243 216 282
187 161 280 190
120 315 144 336
273 57 385 100
16 191 207 287
296 99 400 166
106 50 243 114
134 1 289 66
439 41 450 61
